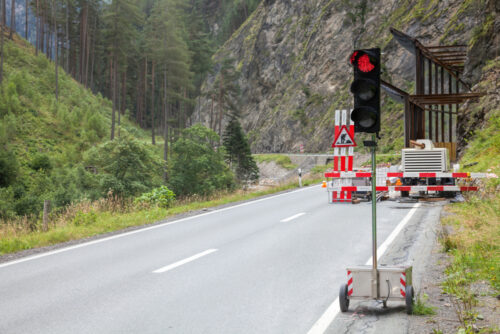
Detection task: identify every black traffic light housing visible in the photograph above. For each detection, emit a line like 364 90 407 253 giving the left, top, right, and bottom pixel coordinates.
349 48 381 134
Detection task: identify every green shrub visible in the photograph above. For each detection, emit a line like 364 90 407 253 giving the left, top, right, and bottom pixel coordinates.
135 186 176 208
0 149 19 187
84 135 162 197
0 187 16 219
14 195 42 216
29 153 53 172
73 211 97 226
169 125 235 196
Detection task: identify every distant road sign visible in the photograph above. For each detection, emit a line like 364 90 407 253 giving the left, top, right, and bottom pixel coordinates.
332 125 357 148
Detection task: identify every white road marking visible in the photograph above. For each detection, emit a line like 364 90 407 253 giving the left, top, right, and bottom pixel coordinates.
0 184 321 269
364 203 421 265
280 212 306 222
306 203 421 334
153 249 218 274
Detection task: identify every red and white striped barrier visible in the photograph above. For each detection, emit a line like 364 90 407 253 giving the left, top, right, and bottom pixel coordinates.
400 272 406 297
347 270 353 296
327 185 479 192
331 109 355 203
325 172 486 178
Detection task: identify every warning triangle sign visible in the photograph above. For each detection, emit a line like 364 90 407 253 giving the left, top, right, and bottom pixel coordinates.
332 125 357 148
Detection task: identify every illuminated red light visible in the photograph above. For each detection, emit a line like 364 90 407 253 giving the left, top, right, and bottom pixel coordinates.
357 54 375 72
350 51 358 65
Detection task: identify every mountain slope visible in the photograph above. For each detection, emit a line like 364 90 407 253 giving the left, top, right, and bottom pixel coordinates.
197 0 499 153
0 33 155 217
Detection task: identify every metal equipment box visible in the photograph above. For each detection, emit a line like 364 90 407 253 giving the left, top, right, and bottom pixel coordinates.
346 265 412 301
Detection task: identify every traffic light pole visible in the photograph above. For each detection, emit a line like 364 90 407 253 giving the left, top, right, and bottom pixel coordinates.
371 134 378 299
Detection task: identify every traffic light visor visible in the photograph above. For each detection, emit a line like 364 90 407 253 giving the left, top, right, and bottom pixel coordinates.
351 106 377 128
350 78 377 101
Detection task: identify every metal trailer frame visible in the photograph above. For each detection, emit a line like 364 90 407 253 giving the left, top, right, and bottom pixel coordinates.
339 135 415 314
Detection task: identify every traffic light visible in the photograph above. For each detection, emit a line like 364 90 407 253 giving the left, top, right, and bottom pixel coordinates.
349 48 381 133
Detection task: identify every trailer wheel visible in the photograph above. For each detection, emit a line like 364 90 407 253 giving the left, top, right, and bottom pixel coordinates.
339 283 349 312
405 285 414 314
401 191 409 197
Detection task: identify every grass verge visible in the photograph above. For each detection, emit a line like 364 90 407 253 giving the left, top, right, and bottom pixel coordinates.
0 176 322 256
253 154 298 170
440 193 499 332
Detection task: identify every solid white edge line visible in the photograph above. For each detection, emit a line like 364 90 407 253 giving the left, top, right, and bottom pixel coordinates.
306 203 421 334
153 249 218 274
364 203 421 265
280 212 306 222
0 184 322 269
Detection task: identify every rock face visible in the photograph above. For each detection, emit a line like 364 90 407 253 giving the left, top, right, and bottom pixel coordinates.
197 0 499 153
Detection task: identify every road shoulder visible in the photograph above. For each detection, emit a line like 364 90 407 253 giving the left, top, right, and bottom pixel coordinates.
325 201 444 333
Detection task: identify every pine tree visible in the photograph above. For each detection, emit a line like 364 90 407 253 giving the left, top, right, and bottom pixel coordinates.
222 114 259 184
8 0 14 39
103 0 142 140
145 0 193 181
209 56 240 140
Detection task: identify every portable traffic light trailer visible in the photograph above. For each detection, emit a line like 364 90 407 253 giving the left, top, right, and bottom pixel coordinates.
339 48 415 314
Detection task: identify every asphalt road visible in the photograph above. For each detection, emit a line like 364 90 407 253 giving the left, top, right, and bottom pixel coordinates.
0 185 424 334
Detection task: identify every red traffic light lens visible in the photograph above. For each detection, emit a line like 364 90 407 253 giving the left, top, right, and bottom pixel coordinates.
357 54 375 72
349 51 358 65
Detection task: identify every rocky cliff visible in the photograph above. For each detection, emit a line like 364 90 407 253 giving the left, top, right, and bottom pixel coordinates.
197 0 499 153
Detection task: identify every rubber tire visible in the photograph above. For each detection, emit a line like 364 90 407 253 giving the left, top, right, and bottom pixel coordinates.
401 191 409 198
339 283 349 312
405 285 414 314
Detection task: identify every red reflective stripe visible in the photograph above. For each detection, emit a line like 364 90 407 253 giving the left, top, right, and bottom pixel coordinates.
376 186 389 191
347 192 352 200
347 278 353 286
341 156 346 172
342 187 357 192
347 270 351 275
419 173 436 177
348 156 353 171
396 186 411 191
400 289 406 297
400 278 406 287
452 173 468 178
428 186 444 191
325 172 340 178
461 186 478 191
387 172 403 177
356 172 371 177
334 156 339 171
348 288 353 296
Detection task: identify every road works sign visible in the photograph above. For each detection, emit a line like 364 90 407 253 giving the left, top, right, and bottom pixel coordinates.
332 125 357 147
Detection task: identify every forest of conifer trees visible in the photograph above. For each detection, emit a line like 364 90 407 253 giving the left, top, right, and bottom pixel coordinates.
0 0 260 141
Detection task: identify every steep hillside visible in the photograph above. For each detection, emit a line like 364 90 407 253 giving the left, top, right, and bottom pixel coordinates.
0 33 156 217
197 0 499 153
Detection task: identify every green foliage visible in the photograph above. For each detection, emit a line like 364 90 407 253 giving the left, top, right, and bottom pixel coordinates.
29 153 53 172
215 0 261 44
169 125 235 196
222 116 259 183
412 293 436 316
73 211 98 226
288 108 308 126
253 154 298 170
83 135 162 197
0 148 19 187
135 186 176 208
